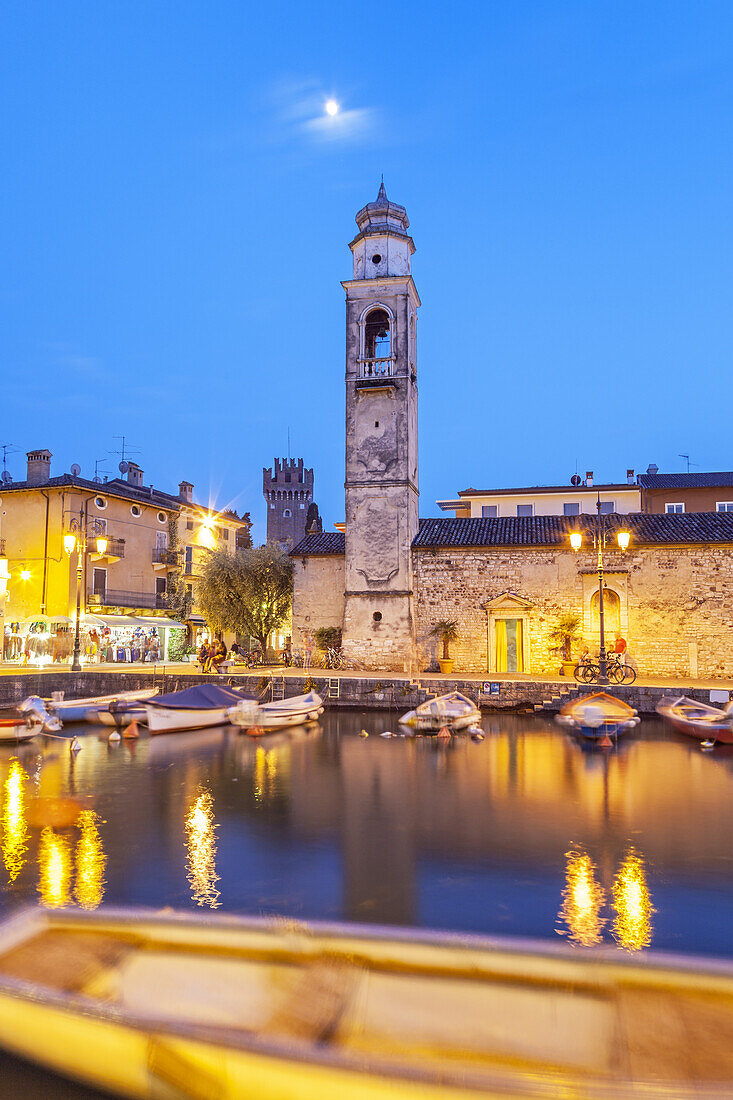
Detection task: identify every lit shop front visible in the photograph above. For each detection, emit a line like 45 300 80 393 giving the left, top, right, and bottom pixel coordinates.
2 613 185 665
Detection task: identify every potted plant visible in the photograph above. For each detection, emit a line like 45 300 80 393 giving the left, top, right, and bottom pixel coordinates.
431 620 459 675
548 614 582 676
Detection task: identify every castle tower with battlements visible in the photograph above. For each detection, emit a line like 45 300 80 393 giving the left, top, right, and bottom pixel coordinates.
263 458 319 548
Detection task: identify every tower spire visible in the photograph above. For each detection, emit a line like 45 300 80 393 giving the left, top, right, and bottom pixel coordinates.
377 176 387 202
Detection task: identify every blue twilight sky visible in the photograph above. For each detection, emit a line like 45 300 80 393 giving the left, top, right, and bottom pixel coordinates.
2 1 732 542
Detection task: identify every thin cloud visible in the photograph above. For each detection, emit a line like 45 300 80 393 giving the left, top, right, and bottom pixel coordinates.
269 77 379 146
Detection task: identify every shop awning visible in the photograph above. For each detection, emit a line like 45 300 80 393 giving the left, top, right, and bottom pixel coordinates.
187 615 207 624
93 614 186 630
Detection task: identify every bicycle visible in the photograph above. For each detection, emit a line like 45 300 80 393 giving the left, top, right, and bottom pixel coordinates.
573 654 636 685
318 647 344 670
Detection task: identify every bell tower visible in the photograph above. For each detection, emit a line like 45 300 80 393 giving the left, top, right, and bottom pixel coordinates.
341 183 420 670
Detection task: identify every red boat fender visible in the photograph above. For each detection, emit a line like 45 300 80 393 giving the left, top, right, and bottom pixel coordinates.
436 726 452 740
124 720 140 740
247 727 266 738
598 734 613 748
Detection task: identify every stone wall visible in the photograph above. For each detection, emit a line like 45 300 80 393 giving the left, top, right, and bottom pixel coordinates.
291 555 345 646
414 544 733 679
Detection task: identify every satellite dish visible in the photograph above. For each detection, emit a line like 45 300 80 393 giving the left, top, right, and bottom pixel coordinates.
571 474 582 486
70 463 81 477
1 471 12 484
93 475 102 484
119 460 129 474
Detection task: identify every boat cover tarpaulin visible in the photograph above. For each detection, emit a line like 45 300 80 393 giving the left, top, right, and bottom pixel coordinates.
148 684 250 710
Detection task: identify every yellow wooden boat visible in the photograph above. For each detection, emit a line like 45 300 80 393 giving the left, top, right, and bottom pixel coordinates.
2 907 733 1098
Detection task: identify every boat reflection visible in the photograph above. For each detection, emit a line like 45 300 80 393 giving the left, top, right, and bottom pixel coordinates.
75 810 106 910
558 848 606 945
38 828 72 908
2 758 29 883
185 788 220 908
613 848 654 951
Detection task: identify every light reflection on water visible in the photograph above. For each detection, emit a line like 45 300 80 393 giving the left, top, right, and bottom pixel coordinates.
2 759 28 882
185 788 220 908
0 713 731 957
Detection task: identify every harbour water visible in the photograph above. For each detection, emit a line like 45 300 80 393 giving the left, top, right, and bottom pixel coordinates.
2 709 733 1093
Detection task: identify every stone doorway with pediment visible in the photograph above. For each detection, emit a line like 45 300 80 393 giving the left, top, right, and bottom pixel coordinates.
482 592 534 674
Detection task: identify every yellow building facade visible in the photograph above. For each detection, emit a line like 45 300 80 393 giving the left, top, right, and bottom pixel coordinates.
0 451 251 663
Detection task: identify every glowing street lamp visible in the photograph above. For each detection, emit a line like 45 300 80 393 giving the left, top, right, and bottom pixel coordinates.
64 505 108 672
569 498 631 685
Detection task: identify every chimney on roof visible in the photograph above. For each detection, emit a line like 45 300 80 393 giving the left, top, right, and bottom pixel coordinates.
179 481 193 503
126 462 144 487
647 463 659 476
585 470 594 487
626 468 635 484
26 449 52 485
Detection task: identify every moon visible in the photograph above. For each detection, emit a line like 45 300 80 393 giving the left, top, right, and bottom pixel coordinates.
325 99 339 117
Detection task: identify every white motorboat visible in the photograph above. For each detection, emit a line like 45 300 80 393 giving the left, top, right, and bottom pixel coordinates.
399 691 481 732
49 688 157 724
146 684 252 734
228 691 324 733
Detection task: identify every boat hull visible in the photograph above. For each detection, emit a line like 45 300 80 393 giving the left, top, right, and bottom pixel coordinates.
93 707 148 728
230 692 324 732
51 689 157 724
659 710 733 744
145 706 233 734
2 907 733 1099
0 718 40 743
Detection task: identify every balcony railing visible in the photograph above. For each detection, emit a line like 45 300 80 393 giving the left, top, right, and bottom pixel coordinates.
152 548 182 566
102 538 125 559
358 358 394 380
88 589 167 610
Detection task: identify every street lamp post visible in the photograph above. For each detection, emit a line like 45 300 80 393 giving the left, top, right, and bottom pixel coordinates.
570 495 630 687
64 503 108 673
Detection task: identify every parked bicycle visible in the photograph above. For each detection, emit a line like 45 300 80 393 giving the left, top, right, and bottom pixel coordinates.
573 652 636 685
318 647 344 670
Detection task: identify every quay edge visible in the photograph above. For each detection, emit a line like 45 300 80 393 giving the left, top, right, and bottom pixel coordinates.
0 670 725 717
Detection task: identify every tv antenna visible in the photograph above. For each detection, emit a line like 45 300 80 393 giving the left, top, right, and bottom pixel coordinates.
0 443 18 482
93 457 109 484
110 435 141 476
679 454 699 473
287 427 291 462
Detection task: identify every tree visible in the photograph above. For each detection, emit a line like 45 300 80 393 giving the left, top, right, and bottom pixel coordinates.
197 543 294 654
548 613 582 662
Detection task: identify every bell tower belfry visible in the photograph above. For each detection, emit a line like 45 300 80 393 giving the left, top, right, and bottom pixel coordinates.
341 183 420 670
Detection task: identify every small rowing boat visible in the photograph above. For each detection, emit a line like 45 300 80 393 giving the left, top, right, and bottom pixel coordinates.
2 906 733 1098
48 688 157 724
145 683 252 734
0 713 42 743
399 691 481 732
656 695 733 744
228 691 324 733
556 692 639 741
91 701 151 728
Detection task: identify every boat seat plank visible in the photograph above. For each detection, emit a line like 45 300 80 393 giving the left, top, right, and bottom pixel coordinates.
617 988 733 1084
338 971 619 1076
0 931 134 995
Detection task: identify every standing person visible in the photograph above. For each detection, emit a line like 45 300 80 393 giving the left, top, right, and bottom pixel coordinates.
198 640 210 673
303 631 313 670
613 633 627 665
